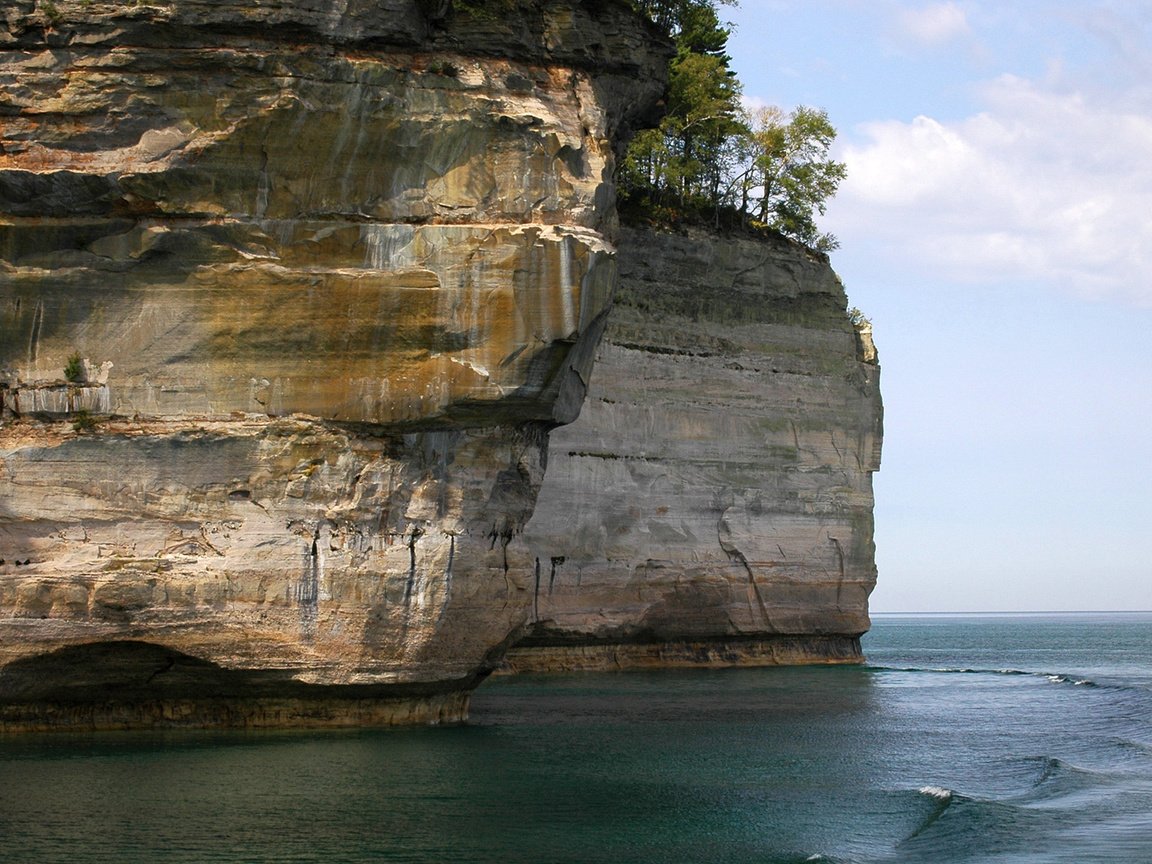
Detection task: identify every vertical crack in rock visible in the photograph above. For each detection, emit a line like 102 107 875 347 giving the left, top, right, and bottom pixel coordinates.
404 527 422 607
256 147 271 219
297 528 322 640
27 300 43 367
718 509 773 627
436 533 456 626
533 557 541 622
830 537 846 611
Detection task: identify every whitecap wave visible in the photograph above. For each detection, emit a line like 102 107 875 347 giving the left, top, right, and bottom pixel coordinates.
1045 673 1097 687
872 665 1099 687
901 785 962 844
918 785 953 801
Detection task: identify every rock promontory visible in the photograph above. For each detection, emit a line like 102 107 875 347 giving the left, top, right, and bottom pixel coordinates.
511 225 882 670
0 0 668 730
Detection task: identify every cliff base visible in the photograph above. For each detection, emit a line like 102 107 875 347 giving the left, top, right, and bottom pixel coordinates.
0 641 477 732
499 634 863 673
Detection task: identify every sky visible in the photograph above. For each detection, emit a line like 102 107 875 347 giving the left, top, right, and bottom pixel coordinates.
724 1 1152 612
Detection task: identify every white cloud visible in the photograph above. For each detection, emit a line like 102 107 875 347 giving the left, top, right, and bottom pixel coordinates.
896 2 971 45
740 95 772 115
827 74 1152 305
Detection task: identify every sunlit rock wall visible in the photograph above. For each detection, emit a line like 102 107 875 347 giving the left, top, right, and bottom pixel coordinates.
0 0 668 729
511 226 883 671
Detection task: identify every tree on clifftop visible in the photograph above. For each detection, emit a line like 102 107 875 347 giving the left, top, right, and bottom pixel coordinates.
622 0 846 252
631 0 737 35
620 0 744 214
740 105 847 252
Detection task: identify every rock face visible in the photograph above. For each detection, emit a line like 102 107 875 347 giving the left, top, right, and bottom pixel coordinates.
510 226 882 671
0 0 667 729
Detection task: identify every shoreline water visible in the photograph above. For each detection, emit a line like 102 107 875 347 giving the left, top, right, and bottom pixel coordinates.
0 613 1148 863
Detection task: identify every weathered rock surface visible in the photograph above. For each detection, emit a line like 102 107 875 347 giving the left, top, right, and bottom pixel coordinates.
510 226 882 670
0 0 667 729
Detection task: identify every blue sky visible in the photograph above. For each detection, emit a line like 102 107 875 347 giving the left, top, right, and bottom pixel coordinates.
724 1 1152 611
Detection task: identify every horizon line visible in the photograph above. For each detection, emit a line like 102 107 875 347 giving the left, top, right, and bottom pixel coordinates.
870 609 1152 615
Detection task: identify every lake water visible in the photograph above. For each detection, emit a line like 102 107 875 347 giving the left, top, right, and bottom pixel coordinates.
1 612 1150 863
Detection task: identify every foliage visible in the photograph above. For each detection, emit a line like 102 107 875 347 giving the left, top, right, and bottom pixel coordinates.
426 60 459 77
72 410 99 434
847 306 871 328
631 0 737 35
621 0 846 252
623 51 744 205
37 0 63 27
63 353 84 383
739 105 846 251
620 0 745 214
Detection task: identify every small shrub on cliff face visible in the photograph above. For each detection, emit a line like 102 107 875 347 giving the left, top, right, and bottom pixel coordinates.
427 60 459 77
72 410 99 434
37 0 63 27
63 353 84 383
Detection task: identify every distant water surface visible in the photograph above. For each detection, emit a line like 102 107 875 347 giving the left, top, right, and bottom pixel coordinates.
1 612 1150 863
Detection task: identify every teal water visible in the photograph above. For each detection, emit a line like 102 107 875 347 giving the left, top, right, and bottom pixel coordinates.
1 613 1150 863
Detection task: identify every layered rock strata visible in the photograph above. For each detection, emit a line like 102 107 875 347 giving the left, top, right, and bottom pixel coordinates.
0 0 667 729
510 226 882 671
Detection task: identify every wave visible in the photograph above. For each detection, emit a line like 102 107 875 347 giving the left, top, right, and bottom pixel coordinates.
870 665 1099 687
899 757 1134 852
1114 737 1152 757
897 783 1092 854
895 779 1152 861
1016 755 1114 802
897 785 964 844
1044 673 1097 687
918 785 954 801
747 853 854 864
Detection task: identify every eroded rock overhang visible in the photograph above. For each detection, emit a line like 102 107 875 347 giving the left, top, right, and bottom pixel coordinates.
0 0 670 729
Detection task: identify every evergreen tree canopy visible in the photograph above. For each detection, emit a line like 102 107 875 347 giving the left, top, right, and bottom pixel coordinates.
622 0 744 212
631 0 735 38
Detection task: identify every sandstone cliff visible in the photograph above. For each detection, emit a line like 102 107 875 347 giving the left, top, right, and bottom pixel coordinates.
0 0 668 729
510 226 882 670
